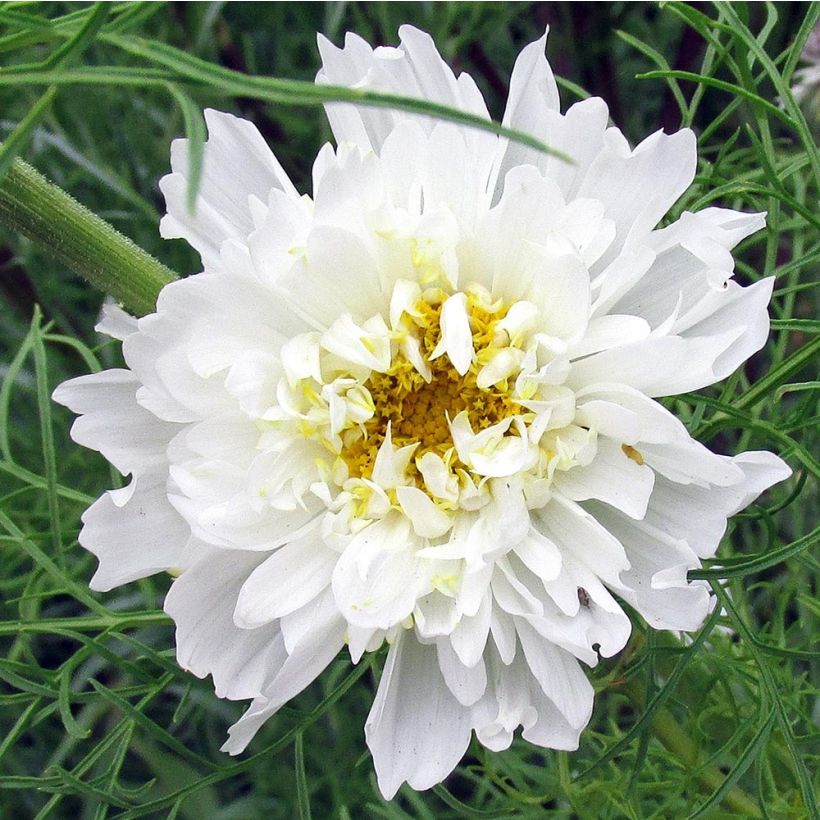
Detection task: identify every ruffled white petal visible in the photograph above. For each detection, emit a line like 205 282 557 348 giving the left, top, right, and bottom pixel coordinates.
234 523 336 628
95 300 138 341
165 545 285 699
436 638 487 706
332 515 426 629
80 474 190 591
578 128 697 270
553 437 655 519
495 32 558 176
430 292 474 374
587 501 711 631
566 331 744 397
515 618 594 729
317 26 489 153
160 109 299 266
277 225 386 329
642 451 791 559
53 370 178 476
365 632 472 799
222 590 346 754
534 495 630 588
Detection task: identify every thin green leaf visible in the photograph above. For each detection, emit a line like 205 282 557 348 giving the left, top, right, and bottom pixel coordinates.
30 306 64 567
714 586 818 818
99 33 573 162
636 69 797 128
295 732 313 820
689 709 775 819
0 509 109 615
41 2 108 70
88 677 217 772
691 525 819 580
0 86 57 183
165 85 205 212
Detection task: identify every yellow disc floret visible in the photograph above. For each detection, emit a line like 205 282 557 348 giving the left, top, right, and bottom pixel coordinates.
342 288 521 481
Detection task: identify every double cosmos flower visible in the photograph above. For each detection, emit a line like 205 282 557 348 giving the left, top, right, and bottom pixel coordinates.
54 27 790 798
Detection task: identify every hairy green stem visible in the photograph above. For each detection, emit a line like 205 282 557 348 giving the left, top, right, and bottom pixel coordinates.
622 680 763 817
0 157 177 316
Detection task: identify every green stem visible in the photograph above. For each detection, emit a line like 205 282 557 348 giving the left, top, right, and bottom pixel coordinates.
622 680 763 818
0 157 177 316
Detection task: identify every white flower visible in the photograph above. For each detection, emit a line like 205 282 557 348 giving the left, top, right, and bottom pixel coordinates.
53 26 791 799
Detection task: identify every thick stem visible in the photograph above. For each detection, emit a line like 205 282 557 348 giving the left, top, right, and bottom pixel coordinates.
0 157 177 316
622 680 763 818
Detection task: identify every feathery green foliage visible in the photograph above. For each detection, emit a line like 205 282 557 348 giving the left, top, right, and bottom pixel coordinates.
0 3 817 818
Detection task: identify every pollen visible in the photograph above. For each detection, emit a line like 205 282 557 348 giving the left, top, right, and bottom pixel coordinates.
622 444 645 466
342 290 520 481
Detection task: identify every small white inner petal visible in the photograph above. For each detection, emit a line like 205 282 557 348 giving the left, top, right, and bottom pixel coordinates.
260 278 609 555
429 292 474 375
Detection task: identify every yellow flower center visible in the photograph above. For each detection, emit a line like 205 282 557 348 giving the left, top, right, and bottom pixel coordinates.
342 291 521 481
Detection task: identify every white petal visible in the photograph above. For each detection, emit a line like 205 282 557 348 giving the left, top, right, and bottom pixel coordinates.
678 277 775 384
515 618 594 728
587 501 711 631
417 451 459 503
524 553 632 660
574 398 641 444
513 528 563 582
569 314 651 359
450 414 535 479
639 437 745 488
489 607 517 665
476 348 523 389
169 475 320 553
234 524 336 628
553 437 655 519
321 313 392 372
574 383 686 444
365 631 472 799
643 451 790 559
317 25 491 164
450 591 492 667
122 278 230 423
279 226 385 329
534 495 630 588
414 591 460 638
495 32 558 180
346 624 381 663
430 292 474 375
160 109 298 266
567 330 743 397
471 647 532 751
224 350 281 418
165 545 285 699
396 485 452 538
578 128 696 269
520 668 588 750
222 604 346 754
279 587 339 654
332 515 425 629
437 638 487 706
492 562 543 617
181 414 261 467
372 430 418 490
612 207 766 330
95 300 138 341
53 370 178 476
481 167 566 302
80 474 190 591
526 253 591 343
